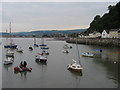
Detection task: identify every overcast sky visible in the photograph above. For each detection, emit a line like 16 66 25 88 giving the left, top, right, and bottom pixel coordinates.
1 2 118 32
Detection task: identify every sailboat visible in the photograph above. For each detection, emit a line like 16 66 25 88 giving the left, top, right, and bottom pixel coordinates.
40 37 49 49
40 37 47 46
41 50 49 55
35 53 47 62
6 48 14 57
33 36 39 47
67 40 83 72
4 22 17 49
4 57 14 65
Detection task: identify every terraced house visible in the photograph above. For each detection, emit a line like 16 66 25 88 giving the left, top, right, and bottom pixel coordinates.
109 29 119 38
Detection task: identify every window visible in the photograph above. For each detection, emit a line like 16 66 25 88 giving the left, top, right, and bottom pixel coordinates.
103 34 105 36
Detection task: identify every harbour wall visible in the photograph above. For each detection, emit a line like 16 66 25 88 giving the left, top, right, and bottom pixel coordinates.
66 38 120 47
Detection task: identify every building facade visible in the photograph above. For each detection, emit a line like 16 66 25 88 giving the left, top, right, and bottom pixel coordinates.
102 30 109 38
109 29 119 38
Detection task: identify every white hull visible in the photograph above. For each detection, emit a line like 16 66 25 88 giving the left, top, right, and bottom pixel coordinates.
17 49 23 52
4 57 14 65
63 44 72 49
6 53 14 57
35 55 47 62
62 50 69 53
67 59 83 72
82 52 95 57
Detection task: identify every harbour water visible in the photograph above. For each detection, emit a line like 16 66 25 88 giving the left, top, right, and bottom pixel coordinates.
1 38 119 88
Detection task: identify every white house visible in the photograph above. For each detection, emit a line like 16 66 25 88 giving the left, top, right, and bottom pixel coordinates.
89 33 95 38
102 30 109 38
94 32 101 38
89 31 101 38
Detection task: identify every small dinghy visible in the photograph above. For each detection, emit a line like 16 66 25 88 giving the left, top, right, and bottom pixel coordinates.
35 54 47 62
16 47 23 53
14 61 32 72
62 50 69 53
14 66 32 72
29 47 33 50
82 52 95 57
34 44 39 47
4 57 14 65
42 50 49 55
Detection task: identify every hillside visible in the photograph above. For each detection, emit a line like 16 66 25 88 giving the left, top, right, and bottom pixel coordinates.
87 2 120 33
1 29 86 36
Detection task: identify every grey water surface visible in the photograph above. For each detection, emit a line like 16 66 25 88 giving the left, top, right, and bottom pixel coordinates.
2 38 119 88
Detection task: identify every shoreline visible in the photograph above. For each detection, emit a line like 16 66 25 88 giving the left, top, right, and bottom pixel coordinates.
66 38 120 47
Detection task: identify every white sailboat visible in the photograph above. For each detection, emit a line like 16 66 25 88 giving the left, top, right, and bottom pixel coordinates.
6 49 14 57
41 50 49 55
4 22 17 49
67 40 83 72
40 37 49 49
4 57 14 65
33 36 39 47
35 54 47 62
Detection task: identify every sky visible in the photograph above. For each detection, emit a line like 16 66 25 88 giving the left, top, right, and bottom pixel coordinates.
1 1 119 32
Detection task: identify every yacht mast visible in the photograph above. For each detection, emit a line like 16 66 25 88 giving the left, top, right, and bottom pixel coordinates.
6 29 8 45
9 22 12 45
76 39 82 66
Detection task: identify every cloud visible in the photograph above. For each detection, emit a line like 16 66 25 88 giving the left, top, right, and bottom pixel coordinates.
2 2 118 32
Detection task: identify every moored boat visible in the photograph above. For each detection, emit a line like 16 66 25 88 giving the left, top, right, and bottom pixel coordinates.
42 50 49 55
67 40 83 73
14 66 32 72
16 47 23 53
62 50 69 53
35 54 47 62
67 59 83 72
6 49 14 57
41 47 49 49
4 57 14 65
4 22 17 49
82 52 95 57
29 47 33 50
63 44 72 49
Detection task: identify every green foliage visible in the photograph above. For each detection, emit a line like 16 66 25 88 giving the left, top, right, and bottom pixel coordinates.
68 33 79 37
87 2 120 33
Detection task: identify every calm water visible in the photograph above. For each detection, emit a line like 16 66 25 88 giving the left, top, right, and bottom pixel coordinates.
1 38 119 88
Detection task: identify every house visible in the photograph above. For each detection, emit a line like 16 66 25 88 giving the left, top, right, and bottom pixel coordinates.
89 31 101 38
118 29 120 39
79 32 89 38
109 29 119 38
102 30 109 38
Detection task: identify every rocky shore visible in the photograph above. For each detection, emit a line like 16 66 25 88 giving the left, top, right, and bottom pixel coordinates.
66 38 120 47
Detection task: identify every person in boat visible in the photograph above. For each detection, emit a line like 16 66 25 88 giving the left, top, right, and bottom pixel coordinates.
23 61 27 68
19 61 24 68
87 52 89 54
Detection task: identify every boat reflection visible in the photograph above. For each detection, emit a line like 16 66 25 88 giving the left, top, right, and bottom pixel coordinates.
68 69 83 76
3 64 12 71
35 60 47 65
